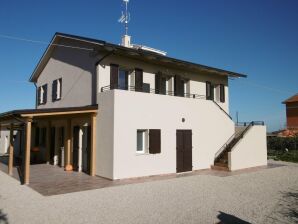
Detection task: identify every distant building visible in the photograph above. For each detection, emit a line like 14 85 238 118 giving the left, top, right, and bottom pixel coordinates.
283 93 298 130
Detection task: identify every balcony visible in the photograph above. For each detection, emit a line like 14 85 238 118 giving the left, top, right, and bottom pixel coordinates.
100 84 206 99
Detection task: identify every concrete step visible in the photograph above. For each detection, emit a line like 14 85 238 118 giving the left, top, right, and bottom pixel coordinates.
211 163 229 171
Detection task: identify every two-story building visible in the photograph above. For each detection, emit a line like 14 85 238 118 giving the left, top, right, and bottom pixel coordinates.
0 33 267 184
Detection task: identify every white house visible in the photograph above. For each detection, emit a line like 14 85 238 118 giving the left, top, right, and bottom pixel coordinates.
0 32 267 184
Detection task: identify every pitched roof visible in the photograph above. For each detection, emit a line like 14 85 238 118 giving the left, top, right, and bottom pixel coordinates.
282 93 298 104
29 32 246 82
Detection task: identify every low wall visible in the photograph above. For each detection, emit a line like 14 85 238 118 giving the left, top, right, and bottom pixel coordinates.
229 125 267 171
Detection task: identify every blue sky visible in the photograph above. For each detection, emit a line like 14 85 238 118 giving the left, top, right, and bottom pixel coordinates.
0 0 297 131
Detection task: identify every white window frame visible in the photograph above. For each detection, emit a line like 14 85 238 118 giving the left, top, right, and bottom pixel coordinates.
39 86 44 104
56 79 61 100
136 129 148 154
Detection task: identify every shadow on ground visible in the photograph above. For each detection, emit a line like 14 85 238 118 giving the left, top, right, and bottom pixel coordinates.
217 211 250 224
0 209 8 224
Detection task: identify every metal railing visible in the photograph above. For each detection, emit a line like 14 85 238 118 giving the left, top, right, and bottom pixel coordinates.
101 85 206 99
215 121 265 162
101 84 233 120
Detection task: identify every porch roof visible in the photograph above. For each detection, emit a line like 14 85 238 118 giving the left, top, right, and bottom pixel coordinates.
0 105 98 123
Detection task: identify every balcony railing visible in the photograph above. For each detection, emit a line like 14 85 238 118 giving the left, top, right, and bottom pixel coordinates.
100 84 232 120
101 85 206 99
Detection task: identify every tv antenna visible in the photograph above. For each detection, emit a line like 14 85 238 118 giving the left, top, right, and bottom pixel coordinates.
118 0 130 35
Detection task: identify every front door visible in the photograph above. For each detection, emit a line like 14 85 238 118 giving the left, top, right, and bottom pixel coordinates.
73 126 80 171
176 130 192 173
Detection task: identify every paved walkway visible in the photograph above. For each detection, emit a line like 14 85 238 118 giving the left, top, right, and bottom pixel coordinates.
0 160 297 223
0 156 284 196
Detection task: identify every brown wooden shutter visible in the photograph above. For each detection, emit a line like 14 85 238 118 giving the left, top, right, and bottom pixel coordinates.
110 64 119 89
174 75 182 96
37 87 41 105
220 84 225 103
206 81 211 100
59 78 62 98
52 80 57 101
155 72 162 94
43 84 47 103
149 129 161 154
135 68 143 92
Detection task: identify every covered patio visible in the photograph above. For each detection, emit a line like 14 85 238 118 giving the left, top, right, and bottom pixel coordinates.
0 105 98 185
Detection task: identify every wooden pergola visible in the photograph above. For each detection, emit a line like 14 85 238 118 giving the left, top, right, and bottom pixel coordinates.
0 105 98 184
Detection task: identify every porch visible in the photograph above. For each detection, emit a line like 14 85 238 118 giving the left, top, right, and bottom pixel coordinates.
0 105 98 185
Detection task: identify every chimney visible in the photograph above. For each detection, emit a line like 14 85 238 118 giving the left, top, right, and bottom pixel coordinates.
121 34 131 47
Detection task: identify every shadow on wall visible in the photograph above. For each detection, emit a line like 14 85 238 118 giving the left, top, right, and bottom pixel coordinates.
216 211 250 224
0 209 9 224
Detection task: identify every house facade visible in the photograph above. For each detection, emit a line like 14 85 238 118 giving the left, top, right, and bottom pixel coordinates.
283 94 298 130
0 33 267 183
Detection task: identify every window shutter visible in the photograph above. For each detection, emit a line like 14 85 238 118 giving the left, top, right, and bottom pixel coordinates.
52 80 57 101
155 72 162 94
37 87 41 105
149 129 161 154
110 64 119 89
124 71 129 90
59 78 62 99
135 68 143 92
43 84 47 104
206 81 211 100
220 84 225 103
174 75 182 96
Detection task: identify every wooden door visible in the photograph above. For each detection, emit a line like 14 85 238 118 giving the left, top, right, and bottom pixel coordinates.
86 126 91 174
72 126 80 171
176 130 192 173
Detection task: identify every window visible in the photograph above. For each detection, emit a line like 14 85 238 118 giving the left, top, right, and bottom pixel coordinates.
52 78 62 101
118 69 128 90
137 130 147 153
38 84 48 105
136 129 161 154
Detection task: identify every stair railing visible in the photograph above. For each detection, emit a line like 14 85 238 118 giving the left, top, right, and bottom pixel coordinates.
214 121 265 162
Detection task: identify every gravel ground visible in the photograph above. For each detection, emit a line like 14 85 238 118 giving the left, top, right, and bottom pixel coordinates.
0 160 297 224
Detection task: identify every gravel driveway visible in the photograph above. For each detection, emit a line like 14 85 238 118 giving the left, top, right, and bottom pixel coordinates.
0 160 297 224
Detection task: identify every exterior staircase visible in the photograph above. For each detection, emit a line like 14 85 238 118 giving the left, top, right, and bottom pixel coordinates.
211 121 264 171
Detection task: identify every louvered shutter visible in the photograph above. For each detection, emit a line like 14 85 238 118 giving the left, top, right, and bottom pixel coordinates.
59 78 62 99
52 80 57 101
43 84 47 103
135 68 143 92
206 81 211 100
149 129 161 154
155 72 162 94
220 84 225 103
110 64 119 89
37 87 41 105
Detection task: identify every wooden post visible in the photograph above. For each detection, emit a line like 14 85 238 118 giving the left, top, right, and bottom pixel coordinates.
90 113 97 176
64 119 71 167
46 121 51 163
8 123 14 175
24 117 32 185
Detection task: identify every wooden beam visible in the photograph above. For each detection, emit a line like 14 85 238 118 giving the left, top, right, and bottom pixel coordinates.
24 117 32 184
8 123 14 175
90 113 97 176
20 110 97 118
64 119 71 167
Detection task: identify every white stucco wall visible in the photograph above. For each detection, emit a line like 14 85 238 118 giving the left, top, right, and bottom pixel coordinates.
96 91 115 179
97 90 234 180
0 129 10 154
229 125 267 171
